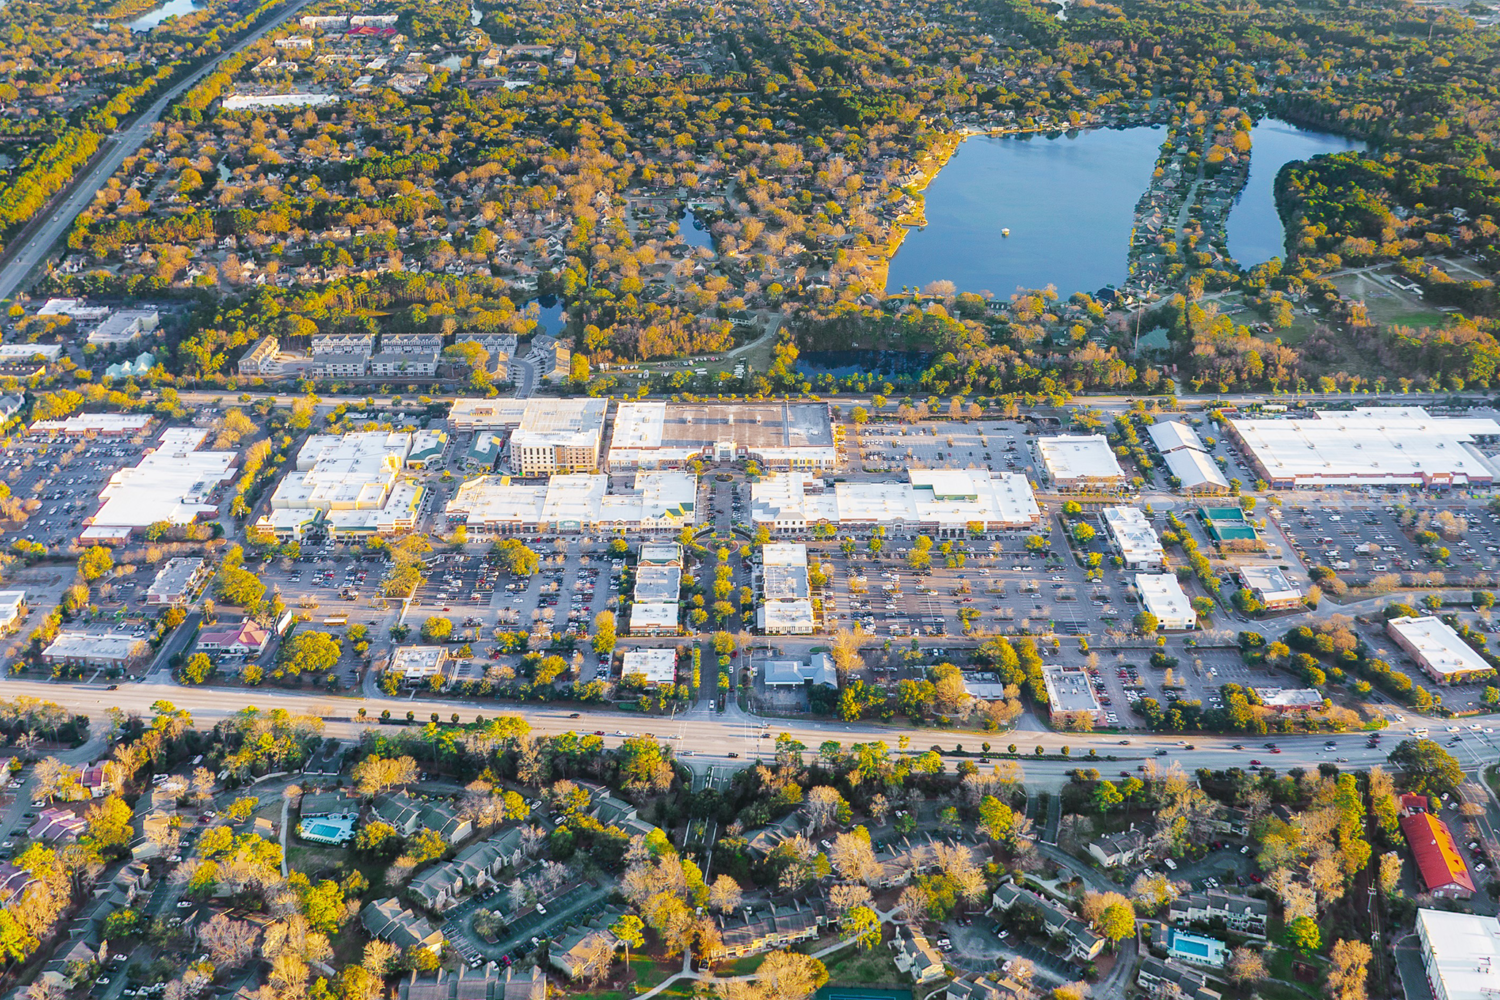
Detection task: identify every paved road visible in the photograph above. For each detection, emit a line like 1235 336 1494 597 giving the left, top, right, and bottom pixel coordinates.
0 674 1474 790
0 0 316 303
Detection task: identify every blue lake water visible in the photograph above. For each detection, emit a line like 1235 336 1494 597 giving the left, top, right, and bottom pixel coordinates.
531 296 565 337
679 214 714 250
1226 118 1368 266
129 0 200 31
886 127 1164 298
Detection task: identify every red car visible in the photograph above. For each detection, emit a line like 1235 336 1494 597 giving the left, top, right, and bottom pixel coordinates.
1270 747 1282 754
1249 759 1262 765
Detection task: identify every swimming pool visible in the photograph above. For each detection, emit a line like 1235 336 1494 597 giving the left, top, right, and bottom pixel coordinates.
298 815 356 845
1168 929 1228 968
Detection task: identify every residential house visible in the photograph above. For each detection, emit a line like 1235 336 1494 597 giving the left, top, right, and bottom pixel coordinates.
80 762 114 798
991 883 1103 962
369 352 439 378
299 790 355 818
549 907 625 980
1137 957 1222 1000
400 966 543 1000
382 333 445 355
372 793 472 843
947 975 1036 1000
409 828 524 912
28 807 86 842
1168 890 1269 939
705 900 825 960
744 811 806 858
1087 827 1149 868
890 925 946 983
0 862 37 901
361 897 445 954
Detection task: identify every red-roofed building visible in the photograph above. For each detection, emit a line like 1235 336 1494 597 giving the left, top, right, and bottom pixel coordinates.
197 621 271 657
1399 792 1429 816
1401 810 1475 899
0 863 36 902
27 807 86 843
81 761 113 798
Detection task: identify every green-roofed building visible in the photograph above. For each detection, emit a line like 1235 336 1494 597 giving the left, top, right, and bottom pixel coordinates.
1197 506 1258 543
468 431 504 470
406 429 447 468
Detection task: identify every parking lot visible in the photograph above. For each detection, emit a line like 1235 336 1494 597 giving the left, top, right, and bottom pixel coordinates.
1 434 152 549
1273 498 1500 581
851 419 1034 476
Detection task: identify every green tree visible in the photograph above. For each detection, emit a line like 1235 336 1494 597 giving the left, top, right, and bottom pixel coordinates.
844 905 880 949
592 611 617 655
1097 902 1136 948
280 630 341 676
181 652 214 685
492 539 540 576
611 914 645 965
1387 739 1464 797
1285 915 1321 954
420 616 453 642
77 545 114 582
1091 780 1123 813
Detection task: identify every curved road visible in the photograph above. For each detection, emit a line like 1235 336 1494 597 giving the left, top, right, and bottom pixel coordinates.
0 0 315 303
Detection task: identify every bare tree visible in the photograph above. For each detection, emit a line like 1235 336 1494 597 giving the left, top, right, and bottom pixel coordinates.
708 874 743 914
199 912 262 969
829 832 879 884
1226 947 1267 987
828 883 872 916
802 786 844 829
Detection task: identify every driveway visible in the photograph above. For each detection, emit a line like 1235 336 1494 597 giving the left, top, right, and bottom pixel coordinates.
448 879 615 961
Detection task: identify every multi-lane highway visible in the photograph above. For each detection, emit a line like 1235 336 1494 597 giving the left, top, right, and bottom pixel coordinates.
1 674 1460 789
0 0 315 303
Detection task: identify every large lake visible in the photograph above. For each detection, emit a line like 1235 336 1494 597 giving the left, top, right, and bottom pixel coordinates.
1226 118 1368 266
887 120 1369 296
128 0 200 30
886 127 1164 298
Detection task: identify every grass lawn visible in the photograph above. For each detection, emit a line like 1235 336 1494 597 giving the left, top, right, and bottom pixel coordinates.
1329 271 1452 330
820 945 905 986
286 842 391 895
716 954 769 977
627 955 682 989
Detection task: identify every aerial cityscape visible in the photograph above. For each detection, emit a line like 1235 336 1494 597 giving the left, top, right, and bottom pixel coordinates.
3 1 1500 1000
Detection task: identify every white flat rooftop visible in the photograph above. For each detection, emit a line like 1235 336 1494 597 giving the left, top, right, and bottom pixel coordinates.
447 472 697 530
32 413 152 435
1136 572 1195 628
1103 506 1162 564
1043 666 1103 716
1038 434 1125 482
1389 615 1492 678
1416 908 1500 1000
1230 407 1500 484
629 603 679 631
621 648 676 685
1238 564 1303 603
90 429 236 530
511 397 608 449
